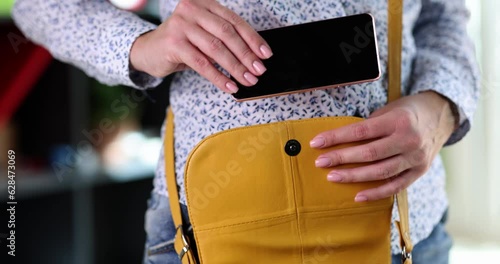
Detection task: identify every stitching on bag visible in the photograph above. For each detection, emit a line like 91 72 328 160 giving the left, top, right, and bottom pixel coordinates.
300 203 392 217
194 213 296 232
194 202 391 233
286 124 306 263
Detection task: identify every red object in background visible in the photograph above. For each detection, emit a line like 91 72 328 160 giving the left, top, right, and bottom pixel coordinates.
0 22 52 130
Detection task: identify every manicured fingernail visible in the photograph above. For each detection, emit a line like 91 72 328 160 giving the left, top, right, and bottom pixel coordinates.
260 44 273 58
310 137 325 148
244 72 258 85
355 195 368 202
226 81 238 93
315 157 331 168
327 172 343 182
252 61 267 75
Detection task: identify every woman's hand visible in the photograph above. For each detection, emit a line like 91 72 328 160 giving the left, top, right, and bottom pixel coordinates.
310 91 457 202
130 0 273 93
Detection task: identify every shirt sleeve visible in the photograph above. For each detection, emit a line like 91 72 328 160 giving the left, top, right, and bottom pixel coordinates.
409 0 480 145
11 0 163 89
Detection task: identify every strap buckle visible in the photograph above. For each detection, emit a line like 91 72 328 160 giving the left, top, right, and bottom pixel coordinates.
176 225 191 260
401 246 412 262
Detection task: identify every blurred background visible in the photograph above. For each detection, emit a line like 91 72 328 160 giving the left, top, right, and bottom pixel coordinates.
443 0 500 262
0 0 498 263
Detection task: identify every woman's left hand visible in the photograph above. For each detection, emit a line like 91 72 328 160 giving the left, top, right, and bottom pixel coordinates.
310 91 457 202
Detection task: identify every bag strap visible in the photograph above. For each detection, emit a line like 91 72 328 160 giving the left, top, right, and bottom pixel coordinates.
387 0 403 103
165 107 197 264
165 0 412 262
388 0 414 263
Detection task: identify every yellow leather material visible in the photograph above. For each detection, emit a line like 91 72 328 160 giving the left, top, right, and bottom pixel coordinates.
184 117 393 263
387 0 403 103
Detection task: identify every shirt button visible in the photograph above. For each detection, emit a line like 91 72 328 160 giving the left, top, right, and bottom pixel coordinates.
284 139 301 156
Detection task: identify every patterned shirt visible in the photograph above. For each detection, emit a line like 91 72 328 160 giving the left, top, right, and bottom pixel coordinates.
13 0 480 253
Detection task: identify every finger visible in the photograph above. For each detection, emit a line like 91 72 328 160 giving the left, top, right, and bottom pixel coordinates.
353 170 416 202
208 1 273 59
326 155 412 183
194 10 267 77
178 40 238 93
315 136 401 167
310 115 395 148
185 24 257 86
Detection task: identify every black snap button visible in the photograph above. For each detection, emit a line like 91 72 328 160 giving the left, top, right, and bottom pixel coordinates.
284 139 301 156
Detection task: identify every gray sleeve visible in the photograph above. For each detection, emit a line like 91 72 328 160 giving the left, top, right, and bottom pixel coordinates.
409 0 481 145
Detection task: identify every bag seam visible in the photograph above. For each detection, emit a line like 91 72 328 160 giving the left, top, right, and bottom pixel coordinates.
194 213 297 232
286 123 305 263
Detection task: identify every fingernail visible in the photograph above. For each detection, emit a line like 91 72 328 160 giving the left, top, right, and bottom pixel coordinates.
244 72 258 85
315 157 332 168
355 195 368 202
260 44 273 58
327 172 343 182
310 137 325 148
226 81 238 93
252 61 267 75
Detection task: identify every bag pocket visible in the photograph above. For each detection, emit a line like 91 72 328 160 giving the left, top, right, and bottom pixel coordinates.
193 204 391 264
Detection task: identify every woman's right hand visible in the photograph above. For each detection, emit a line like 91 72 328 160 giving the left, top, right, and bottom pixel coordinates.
130 0 273 93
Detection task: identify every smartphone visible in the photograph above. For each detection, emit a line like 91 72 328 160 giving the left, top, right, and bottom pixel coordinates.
231 13 381 101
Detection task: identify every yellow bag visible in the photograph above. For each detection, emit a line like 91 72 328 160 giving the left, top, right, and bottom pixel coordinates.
184 116 394 263
164 0 413 263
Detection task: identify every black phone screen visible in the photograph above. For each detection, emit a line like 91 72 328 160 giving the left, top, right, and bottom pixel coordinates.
231 13 380 101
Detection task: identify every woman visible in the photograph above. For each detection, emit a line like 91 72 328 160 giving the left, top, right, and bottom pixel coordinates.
12 0 479 263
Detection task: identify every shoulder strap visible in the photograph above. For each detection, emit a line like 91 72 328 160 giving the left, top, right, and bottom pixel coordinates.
388 0 414 263
165 107 197 264
387 0 403 103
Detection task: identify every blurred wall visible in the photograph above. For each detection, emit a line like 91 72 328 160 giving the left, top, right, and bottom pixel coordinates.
444 0 500 242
